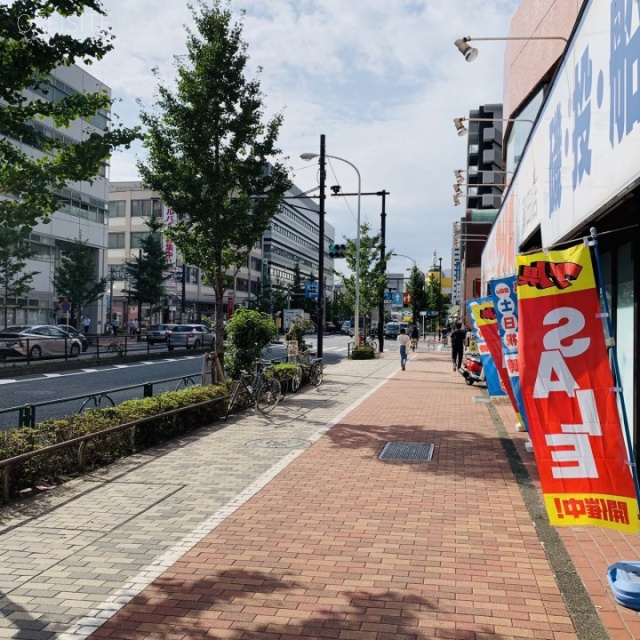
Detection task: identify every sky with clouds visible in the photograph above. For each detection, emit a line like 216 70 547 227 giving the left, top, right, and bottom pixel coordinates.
81 0 519 276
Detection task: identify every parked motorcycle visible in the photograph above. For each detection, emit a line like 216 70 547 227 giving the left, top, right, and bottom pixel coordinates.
458 351 484 385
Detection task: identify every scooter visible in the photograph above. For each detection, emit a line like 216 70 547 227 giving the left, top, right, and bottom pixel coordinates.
459 351 484 385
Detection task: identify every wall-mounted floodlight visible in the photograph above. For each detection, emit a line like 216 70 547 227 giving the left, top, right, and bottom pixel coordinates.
454 35 568 62
454 168 514 179
454 38 478 62
454 118 467 136
453 116 534 137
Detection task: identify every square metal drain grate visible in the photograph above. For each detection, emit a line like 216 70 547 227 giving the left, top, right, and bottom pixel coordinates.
378 441 434 462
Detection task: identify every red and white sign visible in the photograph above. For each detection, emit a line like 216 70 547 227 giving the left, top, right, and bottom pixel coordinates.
517 244 638 533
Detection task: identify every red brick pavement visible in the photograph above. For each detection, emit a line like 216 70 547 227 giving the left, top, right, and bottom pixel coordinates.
89 350 640 640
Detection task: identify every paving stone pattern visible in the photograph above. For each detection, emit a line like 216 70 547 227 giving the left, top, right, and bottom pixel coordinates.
1 349 640 639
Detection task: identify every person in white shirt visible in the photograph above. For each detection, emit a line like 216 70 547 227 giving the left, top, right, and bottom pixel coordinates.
397 327 410 370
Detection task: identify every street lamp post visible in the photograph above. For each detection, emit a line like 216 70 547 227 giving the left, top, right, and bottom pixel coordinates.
301 150 362 349
438 256 443 333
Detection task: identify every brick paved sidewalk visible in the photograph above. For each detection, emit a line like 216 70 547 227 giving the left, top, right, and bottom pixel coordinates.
80 349 624 640
3 348 640 639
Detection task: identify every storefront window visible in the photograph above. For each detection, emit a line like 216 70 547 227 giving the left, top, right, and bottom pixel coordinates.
616 243 635 436
505 88 544 174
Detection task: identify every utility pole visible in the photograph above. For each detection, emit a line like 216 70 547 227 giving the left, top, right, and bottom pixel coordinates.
181 262 186 321
316 134 326 359
377 190 388 352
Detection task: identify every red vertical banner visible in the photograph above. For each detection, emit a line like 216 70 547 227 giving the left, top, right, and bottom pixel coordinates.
517 244 638 533
227 296 234 319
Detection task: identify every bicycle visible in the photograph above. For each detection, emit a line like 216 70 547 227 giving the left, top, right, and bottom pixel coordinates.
292 349 323 388
309 357 323 387
365 335 378 351
224 359 282 420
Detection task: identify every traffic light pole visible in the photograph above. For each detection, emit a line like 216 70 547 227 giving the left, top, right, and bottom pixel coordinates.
331 190 389 352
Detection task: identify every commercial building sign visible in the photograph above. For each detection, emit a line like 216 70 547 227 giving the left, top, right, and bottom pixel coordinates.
163 205 177 266
483 0 640 281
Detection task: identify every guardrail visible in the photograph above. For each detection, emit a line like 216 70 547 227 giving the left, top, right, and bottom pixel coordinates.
0 373 200 428
0 333 176 367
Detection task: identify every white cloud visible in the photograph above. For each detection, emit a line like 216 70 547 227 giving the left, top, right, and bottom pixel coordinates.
85 0 519 274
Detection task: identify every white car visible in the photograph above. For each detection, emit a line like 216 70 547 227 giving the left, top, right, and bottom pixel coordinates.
0 325 83 360
168 324 216 350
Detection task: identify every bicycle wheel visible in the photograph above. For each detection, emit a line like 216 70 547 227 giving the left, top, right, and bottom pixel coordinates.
309 361 323 387
291 365 302 392
256 377 281 413
224 381 241 421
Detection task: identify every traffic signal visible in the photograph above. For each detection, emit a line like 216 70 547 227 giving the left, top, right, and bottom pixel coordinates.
329 243 346 258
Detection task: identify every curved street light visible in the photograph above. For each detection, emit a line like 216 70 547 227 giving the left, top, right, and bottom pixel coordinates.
301 152 362 346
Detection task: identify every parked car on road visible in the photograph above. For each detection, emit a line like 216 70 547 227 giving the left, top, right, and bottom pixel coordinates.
341 321 351 335
147 323 176 345
168 324 215 351
57 324 89 352
0 325 82 360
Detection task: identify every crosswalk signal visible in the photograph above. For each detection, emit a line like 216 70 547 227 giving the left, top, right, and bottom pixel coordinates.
329 243 346 258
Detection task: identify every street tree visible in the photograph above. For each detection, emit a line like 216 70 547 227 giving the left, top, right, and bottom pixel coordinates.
0 228 38 328
125 215 171 324
0 0 140 236
138 0 291 355
404 265 427 325
335 222 391 331
424 272 445 332
53 239 107 323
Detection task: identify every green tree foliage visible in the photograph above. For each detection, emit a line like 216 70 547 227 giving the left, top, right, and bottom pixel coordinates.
224 307 277 379
336 222 391 322
0 0 140 235
0 228 38 328
405 265 427 325
125 215 171 319
138 0 291 355
53 239 107 320
285 315 315 354
424 272 446 331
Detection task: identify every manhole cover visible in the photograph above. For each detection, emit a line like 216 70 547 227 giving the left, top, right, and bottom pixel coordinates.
248 438 311 449
378 441 434 462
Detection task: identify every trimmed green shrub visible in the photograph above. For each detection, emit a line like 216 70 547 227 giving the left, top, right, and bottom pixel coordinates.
0 384 228 499
351 346 375 360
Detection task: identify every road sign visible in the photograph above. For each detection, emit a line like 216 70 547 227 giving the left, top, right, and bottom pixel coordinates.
419 311 427 316
60 300 71 312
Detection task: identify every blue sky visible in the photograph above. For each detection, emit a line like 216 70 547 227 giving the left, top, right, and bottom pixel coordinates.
82 0 519 276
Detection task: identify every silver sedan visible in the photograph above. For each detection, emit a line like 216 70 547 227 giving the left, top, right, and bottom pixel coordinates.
0 325 83 360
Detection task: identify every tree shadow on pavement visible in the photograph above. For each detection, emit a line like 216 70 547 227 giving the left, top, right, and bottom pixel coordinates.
321 422 519 482
101 568 504 639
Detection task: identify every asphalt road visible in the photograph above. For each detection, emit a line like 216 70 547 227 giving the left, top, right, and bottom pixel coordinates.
0 334 356 429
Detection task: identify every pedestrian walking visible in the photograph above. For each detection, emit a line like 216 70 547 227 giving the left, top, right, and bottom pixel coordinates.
397 327 410 371
450 322 466 372
82 315 91 334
